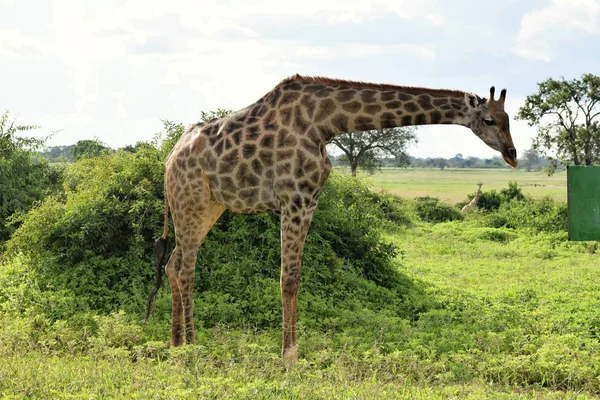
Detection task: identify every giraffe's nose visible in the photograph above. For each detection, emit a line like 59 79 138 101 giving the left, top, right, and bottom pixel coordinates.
508 148 517 159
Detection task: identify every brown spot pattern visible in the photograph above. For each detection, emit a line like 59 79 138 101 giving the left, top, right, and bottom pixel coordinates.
342 101 362 113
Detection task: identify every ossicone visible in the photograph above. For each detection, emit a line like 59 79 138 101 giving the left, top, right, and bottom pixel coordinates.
488 86 507 109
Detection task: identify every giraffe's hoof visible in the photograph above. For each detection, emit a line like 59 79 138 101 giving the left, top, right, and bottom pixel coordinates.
282 345 298 370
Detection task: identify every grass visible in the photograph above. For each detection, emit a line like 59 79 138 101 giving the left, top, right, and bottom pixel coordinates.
2 225 598 398
2 351 585 399
360 168 566 203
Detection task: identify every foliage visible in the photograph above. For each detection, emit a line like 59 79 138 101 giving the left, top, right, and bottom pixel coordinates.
200 108 232 122
70 139 112 160
461 181 566 233
0 111 61 244
408 155 519 169
407 154 557 171
414 196 463 223
517 73 600 169
520 147 543 172
485 196 567 233
329 127 417 176
4 145 418 327
1 197 597 397
40 144 74 162
154 110 232 159
5 148 165 311
474 181 525 212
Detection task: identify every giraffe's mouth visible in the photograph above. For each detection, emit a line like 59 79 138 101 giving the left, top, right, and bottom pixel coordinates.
501 148 518 168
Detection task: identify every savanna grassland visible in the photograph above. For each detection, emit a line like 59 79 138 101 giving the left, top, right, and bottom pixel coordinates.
361 167 567 203
2 132 599 400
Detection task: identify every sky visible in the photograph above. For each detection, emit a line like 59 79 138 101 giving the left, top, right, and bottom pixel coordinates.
1 0 599 158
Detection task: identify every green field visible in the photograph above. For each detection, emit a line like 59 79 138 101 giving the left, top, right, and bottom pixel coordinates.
2 167 597 399
2 221 597 398
361 168 567 203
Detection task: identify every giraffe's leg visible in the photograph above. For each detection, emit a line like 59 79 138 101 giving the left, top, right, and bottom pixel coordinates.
165 246 184 346
167 199 225 346
280 205 316 366
181 201 225 344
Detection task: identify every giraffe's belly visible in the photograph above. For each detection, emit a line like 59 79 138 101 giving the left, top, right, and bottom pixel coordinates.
203 170 281 214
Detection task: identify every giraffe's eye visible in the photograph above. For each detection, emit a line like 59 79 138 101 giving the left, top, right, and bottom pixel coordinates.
483 118 496 126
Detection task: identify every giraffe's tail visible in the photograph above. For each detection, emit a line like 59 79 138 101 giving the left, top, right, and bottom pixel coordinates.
144 195 170 324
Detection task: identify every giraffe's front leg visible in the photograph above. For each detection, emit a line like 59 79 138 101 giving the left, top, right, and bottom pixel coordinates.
179 256 196 345
280 206 315 367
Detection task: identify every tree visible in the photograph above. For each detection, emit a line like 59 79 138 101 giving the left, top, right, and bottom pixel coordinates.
520 148 542 172
328 127 417 176
0 111 58 243
39 145 73 162
431 157 449 170
449 153 464 168
153 109 234 157
200 108 232 122
71 139 112 160
517 73 600 168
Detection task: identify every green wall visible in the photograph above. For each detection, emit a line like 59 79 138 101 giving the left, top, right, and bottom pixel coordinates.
568 166 600 241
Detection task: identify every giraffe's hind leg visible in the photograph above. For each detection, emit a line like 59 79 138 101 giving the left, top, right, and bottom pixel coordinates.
164 246 184 345
279 204 317 367
165 172 225 346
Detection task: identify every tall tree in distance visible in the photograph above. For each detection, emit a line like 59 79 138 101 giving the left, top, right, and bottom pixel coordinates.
517 73 600 171
71 139 112 160
328 127 417 176
520 148 542 172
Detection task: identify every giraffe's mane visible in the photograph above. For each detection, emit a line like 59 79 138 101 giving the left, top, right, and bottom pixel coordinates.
279 74 467 98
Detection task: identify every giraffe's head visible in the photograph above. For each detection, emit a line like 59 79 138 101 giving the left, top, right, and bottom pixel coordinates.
465 87 517 168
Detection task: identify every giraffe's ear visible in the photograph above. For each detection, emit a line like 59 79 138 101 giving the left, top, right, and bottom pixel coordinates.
465 94 487 110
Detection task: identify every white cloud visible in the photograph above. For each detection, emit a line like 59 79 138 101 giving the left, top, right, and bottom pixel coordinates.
0 29 45 58
513 0 600 61
110 0 445 26
294 43 436 61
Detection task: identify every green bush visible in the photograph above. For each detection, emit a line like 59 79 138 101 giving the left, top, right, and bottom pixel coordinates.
3 145 428 336
5 148 165 311
486 196 567 233
474 181 524 212
414 196 463 223
365 191 413 227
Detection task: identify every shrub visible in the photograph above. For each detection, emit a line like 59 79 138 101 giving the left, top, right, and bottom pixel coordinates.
476 181 525 212
4 149 427 333
6 149 165 311
365 191 413 227
491 196 567 233
414 196 463 223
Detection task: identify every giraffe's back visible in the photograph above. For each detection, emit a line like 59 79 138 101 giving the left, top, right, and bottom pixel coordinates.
165 91 332 216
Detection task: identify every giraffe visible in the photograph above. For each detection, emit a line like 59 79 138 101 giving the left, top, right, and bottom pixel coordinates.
461 182 484 212
151 74 517 365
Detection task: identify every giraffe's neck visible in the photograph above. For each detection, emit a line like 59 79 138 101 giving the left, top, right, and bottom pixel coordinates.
275 75 476 141
472 188 482 205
